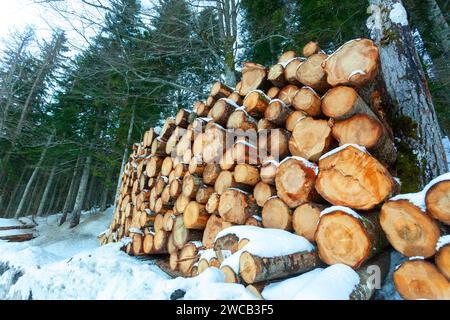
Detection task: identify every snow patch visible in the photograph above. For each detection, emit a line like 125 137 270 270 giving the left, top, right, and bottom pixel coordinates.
320 206 362 220
262 268 323 300
389 3 408 26
293 264 359 300
319 143 368 161
279 156 318 175
348 70 366 80
436 235 450 251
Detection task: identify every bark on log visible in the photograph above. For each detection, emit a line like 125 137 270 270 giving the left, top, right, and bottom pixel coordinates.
239 250 321 284
210 99 238 127
210 81 234 99
175 109 191 128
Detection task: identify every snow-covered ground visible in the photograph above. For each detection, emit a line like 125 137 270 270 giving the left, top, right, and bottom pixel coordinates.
0 208 256 300
0 138 448 300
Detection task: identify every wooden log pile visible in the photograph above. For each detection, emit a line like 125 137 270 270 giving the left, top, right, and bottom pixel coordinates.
0 217 37 242
99 39 450 300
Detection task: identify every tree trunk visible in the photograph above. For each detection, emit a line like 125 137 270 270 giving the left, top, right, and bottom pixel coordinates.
36 166 56 217
367 0 447 189
14 134 53 218
69 155 92 228
59 155 82 225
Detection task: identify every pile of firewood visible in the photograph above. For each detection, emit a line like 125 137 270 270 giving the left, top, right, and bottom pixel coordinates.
99 39 450 300
0 217 37 242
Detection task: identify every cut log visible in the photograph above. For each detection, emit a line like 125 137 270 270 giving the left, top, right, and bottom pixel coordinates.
214 233 240 260
161 157 173 177
278 50 296 63
210 99 238 127
221 265 241 283
435 237 450 280
322 38 379 87
292 203 325 242
233 140 259 166
228 91 243 105
167 232 178 254
275 157 318 208
202 123 225 163
239 250 321 284
284 58 303 85
202 215 233 249
184 201 209 229
285 111 307 132
239 62 269 96
206 192 220 214
169 252 178 271
205 96 216 108
260 159 278 185
175 108 191 128
292 86 322 117
210 81 234 99
262 197 292 231
253 182 276 207
243 90 270 118
169 178 182 198
278 84 300 106
175 194 191 214
316 145 398 210
425 179 450 225
145 157 163 178
143 129 156 148
179 242 201 276
393 259 450 300
289 117 333 162
182 174 203 198
264 99 293 127
162 211 175 232
202 163 221 186
153 229 169 253
322 86 396 164
151 138 167 156
380 199 441 258
234 164 260 186
143 233 154 254
131 233 144 256
296 53 329 92
267 63 286 87
227 109 257 131
173 163 187 178
188 156 204 175
193 101 210 117
195 185 214 204
267 87 280 99
257 118 276 131
214 171 238 195
302 41 320 58
218 188 259 224
316 207 387 269
172 215 203 249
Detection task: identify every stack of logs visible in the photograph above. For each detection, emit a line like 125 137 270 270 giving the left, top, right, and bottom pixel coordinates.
99 38 450 300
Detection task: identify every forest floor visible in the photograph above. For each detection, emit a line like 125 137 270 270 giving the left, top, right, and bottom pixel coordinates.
0 137 449 300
